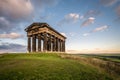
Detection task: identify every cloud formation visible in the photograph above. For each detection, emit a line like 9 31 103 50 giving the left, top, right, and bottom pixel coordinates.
81 17 95 27
58 13 80 26
0 32 23 39
83 25 109 36
0 0 33 22
100 0 118 6
0 0 34 33
0 0 60 33
0 42 26 53
93 25 109 32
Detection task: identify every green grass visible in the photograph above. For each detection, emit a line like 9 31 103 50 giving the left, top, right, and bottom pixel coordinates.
0 53 114 80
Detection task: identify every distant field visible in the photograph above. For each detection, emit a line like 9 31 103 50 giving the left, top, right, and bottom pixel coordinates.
75 54 120 62
0 53 119 80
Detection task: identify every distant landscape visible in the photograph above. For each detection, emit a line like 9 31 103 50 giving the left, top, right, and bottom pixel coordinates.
0 53 120 80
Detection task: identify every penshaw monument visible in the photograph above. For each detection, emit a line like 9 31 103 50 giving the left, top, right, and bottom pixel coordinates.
25 22 66 53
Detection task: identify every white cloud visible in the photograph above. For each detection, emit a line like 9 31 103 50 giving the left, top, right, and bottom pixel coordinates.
81 17 95 27
83 25 109 36
65 13 80 22
60 33 67 37
58 13 80 26
69 32 77 37
83 33 90 36
0 32 23 39
100 0 118 6
93 25 109 32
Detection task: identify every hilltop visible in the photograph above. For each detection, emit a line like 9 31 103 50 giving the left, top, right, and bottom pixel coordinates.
0 53 119 80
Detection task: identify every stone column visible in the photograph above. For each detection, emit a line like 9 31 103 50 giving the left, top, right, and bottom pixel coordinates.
43 32 47 52
58 39 60 52
28 37 31 52
63 40 65 52
38 34 41 52
61 41 63 52
60 40 63 52
53 36 56 51
56 38 58 52
46 35 49 51
49 34 52 51
47 41 49 51
52 36 54 51
59 39 61 52
59 40 61 52
32 35 36 52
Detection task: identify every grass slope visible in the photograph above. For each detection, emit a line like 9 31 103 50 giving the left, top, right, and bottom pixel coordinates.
0 53 113 80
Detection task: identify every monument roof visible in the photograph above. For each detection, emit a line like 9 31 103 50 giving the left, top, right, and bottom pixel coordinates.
25 22 66 39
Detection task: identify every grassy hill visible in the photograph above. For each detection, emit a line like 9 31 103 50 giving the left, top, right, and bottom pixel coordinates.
0 53 118 80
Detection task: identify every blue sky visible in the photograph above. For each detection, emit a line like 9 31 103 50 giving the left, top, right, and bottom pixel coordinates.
0 0 120 53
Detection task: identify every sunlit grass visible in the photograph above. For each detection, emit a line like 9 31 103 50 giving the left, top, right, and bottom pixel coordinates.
0 53 114 80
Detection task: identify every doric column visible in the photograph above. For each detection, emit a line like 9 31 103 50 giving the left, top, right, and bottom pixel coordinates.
53 36 56 51
43 32 47 52
38 34 41 52
61 41 63 52
46 35 49 51
28 37 31 52
59 39 61 52
63 40 65 52
52 36 54 51
60 40 63 52
56 38 58 52
49 34 52 51
58 39 60 52
32 35 36 52
47 41 49 51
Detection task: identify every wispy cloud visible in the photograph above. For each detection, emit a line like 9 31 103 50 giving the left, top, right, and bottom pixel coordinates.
81 17 95 27
69 32 77 37
84 10 101 18
0 33 23 39
83 25 109 36
93 25 109 32
100 0 118 6
31 0 60 20
58 13 80 26
83 33 90 37
0 17 10 32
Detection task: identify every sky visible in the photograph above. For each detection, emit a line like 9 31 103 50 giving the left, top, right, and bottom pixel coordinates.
0 0 120 53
